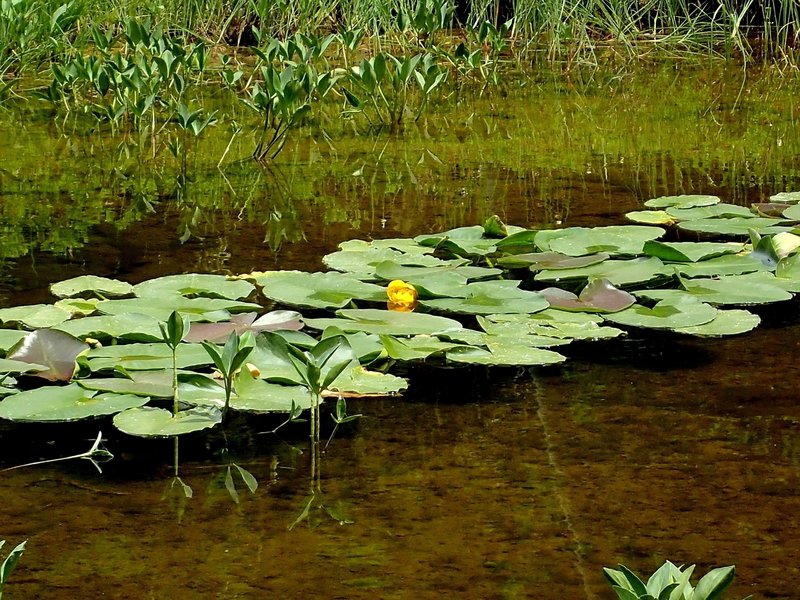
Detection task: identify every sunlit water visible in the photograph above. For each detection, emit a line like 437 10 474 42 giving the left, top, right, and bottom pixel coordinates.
1 63 799 598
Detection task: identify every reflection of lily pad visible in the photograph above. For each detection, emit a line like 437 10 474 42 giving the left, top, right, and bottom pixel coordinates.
113 406 222 437
0 384 148 422
539 279 635 313
604 296 717 330
421 281 549 315
256 271 386 309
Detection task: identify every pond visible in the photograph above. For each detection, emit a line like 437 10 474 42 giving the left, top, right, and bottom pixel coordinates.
1 62 799 599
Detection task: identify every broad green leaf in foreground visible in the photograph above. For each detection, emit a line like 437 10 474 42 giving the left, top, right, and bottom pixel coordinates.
0 384 148 422
229 369 312 412
113 405 222 437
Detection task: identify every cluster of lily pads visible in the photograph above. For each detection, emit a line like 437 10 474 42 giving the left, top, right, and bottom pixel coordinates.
0 192 799 438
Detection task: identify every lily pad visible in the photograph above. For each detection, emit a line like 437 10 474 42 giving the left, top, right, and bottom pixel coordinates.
673 309 761 337
637 274 792 306
305 309 463 336
666 204 754 221
7 329 87 381
78 371 225 403
184 311 303 343
255 270 386 309
625 210 676 225
328 363 408 396
677 217 791 236
497 252 609 270
50 276 134 299
671 254 769 278
537 226 665 257
644 195 720 209
0 330 28 353
113 405 222 437
54 313 164 342
0 384 148 422
0 358 47 375
0 304 72 329
374 262 502 284
446 342 566 366
380 335 463 361
96 296 261 322
604 296 718 330
539 279 635 313
415 226 497 256
82 342 213 372
230 369 312 412
783 204 800 220
494 229 538 254
480 313 623 340
323 241 458 279
770 191 800 204
133 274 255 300
643 241 744 262
535 257 672 287
421 281 549 315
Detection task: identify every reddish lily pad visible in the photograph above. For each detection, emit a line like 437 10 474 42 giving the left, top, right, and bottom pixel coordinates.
540 278 635 313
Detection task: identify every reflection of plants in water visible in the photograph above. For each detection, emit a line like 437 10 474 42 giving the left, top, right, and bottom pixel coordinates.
1 431 113 473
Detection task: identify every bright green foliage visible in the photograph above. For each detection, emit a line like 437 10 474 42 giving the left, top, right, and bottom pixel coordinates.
201 330 255 417
603 561 751 600
0 539 26 598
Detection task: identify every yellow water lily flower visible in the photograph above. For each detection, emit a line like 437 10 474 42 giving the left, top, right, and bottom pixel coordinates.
387 280 418 312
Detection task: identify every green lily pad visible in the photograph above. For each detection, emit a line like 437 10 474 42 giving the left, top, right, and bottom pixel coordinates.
421 281 549 315
323 241 459 279
0 304 72 329
0 358 47 375
625 210 676 225
497 252 609 270
82 343 213 372
494 229 538 254
230 369 312 412
255 270 386 309
50 276 134 299
53 298 100 317
535 257 672 287
783 204 800 220
328 363 408 396
113 405 222 437
677 217 792 236
374 261 502 283
480 313 623 340
55 313 164 342
78 371 225 403
321 329 384 363
671 254 769 278
537 226 665 257
770 191 800 204
644 194 720 209
666 203 754 221
0 330 28 353
673 309 761 337
0 384 148 422
446 342 566 366
96 296 260 322
638 274 792 306
415 226 498 256
643 241 744 262
305 309 463 336
380 335 463 361
539 278 635 313
133 274 255 300
604 296 718 330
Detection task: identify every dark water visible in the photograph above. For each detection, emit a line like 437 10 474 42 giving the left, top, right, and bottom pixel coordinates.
1 64 800 598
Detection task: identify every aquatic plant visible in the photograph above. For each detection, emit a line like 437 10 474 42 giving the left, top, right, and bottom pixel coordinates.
604 561 752 600
0 539 26 600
